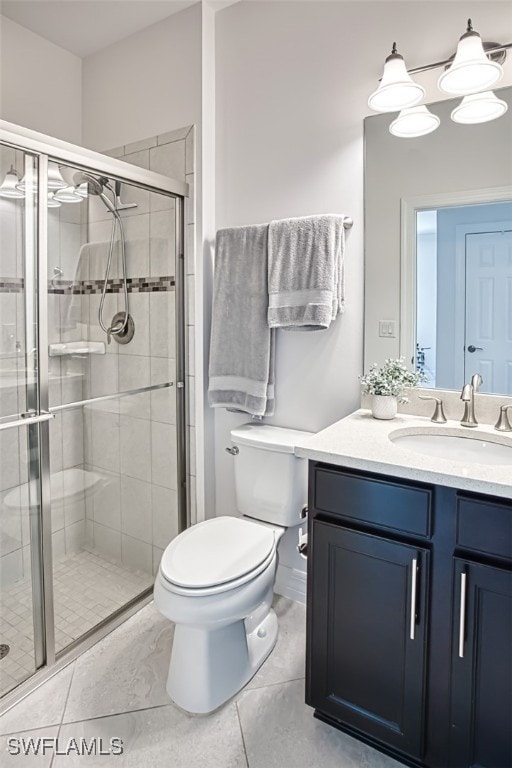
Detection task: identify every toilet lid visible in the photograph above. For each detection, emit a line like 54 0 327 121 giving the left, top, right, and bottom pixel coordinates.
160 517 276 589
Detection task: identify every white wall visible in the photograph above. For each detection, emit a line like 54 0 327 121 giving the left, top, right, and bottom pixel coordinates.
212 1 512 589
81 3 202 151
214 0 385 521
0 15 82 143
82 2 206 521
214 0 371 588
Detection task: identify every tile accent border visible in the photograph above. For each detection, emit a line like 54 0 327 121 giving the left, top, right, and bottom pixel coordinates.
48 276 175 295
0 278 24 293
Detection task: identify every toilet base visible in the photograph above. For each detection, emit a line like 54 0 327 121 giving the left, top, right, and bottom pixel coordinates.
167 607 278 714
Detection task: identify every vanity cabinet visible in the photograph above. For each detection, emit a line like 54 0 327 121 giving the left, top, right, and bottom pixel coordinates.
450 559 512 768
306 462 512 768
309 520 429 758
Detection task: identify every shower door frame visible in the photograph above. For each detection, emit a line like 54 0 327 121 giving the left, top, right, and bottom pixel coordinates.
0 120 188 710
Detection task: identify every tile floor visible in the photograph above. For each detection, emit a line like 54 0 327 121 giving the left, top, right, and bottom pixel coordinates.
0 549 152 697
0 596 402 768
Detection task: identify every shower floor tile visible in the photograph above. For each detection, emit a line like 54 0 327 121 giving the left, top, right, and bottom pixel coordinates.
1 548 152 698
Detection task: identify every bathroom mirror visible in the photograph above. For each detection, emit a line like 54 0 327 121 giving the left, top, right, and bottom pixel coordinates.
364 85 512 395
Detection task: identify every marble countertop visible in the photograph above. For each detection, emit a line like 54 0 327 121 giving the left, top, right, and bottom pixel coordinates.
294 409 512 500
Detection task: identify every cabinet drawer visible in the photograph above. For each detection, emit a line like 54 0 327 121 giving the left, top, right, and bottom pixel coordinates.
456 494 512 561
313 466 432 538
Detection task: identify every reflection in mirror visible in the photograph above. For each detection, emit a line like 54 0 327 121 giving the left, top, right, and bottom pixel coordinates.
364 85 512 396
416 201 512 395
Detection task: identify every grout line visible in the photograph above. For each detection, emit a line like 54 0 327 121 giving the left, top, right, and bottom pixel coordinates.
235 701 250 768
58 660 76 730
0 663 76 739
60 700 173 729
245 675 306 693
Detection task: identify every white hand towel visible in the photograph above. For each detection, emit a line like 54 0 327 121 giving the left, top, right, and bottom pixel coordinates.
268 214 345 330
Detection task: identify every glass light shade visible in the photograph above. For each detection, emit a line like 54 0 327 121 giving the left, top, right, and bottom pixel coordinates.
74 182 89 198
17 161 67 191
53 186 83 203
368 51 425 112
47 162 68 190
389 105 440 138
0 166 25 198
47 193 62 208
451 91 508 124
438 31 503 95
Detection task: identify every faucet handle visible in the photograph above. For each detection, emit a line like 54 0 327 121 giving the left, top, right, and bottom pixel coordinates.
494 405 512 432
418 395 447 423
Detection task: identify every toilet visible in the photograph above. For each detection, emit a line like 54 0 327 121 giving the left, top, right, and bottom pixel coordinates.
153 423 312 714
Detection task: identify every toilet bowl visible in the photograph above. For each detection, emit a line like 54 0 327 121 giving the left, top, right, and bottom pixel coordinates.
154 423 312 714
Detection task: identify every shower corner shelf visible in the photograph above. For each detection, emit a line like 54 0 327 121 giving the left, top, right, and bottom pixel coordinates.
48 341 106 357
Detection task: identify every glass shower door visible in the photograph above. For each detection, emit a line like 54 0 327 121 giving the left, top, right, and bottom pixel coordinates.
46 162 181 653
0 147 47 697
1 127 185 698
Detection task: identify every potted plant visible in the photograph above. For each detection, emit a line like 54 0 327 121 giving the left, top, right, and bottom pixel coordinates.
359 358 424 420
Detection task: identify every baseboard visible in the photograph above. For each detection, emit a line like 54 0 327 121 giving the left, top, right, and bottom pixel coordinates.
274 563 307 604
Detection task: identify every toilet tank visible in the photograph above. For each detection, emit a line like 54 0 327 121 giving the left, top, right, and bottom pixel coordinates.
229 424 313 527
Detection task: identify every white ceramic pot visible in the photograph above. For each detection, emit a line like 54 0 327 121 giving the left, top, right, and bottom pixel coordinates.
371 395 398 420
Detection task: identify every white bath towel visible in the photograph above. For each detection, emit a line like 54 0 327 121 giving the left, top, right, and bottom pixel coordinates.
267 214 346 330
208 224 275 417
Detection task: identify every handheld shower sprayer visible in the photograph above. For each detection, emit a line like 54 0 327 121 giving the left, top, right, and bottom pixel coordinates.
74 172 134 343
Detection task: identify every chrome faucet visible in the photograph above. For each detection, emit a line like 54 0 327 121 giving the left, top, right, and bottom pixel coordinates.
460 373 482 427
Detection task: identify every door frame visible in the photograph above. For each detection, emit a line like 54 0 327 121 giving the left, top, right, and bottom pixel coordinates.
400 186 512 373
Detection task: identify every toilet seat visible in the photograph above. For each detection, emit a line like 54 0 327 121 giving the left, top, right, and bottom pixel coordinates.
160 517 277 597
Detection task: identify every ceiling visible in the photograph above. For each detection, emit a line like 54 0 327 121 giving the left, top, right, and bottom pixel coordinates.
0 0 198 58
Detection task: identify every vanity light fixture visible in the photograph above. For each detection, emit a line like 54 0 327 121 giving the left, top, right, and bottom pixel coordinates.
53 186 83 203
438 20 504 96
17 161 68 191
74 182 89 198
368 43 425 112
47 193 62 208
389 105 440 138
451 90 508 124
0 165 25 198
368 20 511 134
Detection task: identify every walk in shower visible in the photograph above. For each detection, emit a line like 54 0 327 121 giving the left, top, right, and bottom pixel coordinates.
0 122 187 703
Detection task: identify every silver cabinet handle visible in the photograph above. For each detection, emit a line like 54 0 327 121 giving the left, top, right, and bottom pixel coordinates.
458 571 467 658
225 446 239 456
0 411 54 432
410 558 418 640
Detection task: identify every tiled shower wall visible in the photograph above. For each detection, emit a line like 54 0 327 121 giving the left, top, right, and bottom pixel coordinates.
0 128 195 586
102 125 197 544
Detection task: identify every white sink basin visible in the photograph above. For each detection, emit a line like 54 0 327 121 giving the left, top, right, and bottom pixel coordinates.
389 428 512 466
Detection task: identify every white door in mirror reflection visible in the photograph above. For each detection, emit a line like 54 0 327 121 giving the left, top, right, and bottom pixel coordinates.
465 230 512 395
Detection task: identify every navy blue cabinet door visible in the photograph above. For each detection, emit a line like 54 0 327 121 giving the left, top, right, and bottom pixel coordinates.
450 559 512 768
308 520 429 759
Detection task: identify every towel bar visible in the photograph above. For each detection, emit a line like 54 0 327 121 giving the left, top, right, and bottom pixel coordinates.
343 217 353 229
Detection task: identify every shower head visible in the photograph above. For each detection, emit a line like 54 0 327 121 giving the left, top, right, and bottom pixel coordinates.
73 171 109 196
73 172 117 215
